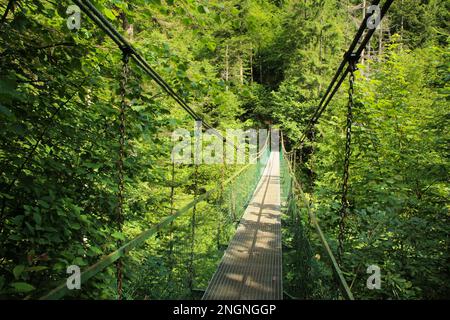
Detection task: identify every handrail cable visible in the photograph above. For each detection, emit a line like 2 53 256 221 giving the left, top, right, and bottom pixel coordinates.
40 135 270 300
281 133 354 300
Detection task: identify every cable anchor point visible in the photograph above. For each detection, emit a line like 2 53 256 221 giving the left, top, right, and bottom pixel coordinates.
344 52 359 71
119 45 132 62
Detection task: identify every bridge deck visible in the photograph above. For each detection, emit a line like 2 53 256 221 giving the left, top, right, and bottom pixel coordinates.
203 151 282 300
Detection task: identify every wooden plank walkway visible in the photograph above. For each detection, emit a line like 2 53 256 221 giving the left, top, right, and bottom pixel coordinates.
203 151 282 300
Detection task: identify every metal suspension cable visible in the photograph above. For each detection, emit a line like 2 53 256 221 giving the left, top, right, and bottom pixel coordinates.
305 0 381 127
355 0 394 58
300 0 394 143
76 0 200 120
337 59 357 263
315 0 394 128
73 0 234 147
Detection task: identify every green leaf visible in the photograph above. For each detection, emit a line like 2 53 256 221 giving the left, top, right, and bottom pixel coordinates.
206 41 216 51
11 282 35 293
147 0 161 5
88 246 102 255
0 104 14 118
33 212 42 226
8 234 21 241
182 17 192 25
79 215 90 224
71 223 81 230
73 257 86 266
102 8 116 20
37 200 50 209
112 231 125 241
12 215 24 225
13 265 26 279
0 192 13 200
197 6 209 14
26 266 48 272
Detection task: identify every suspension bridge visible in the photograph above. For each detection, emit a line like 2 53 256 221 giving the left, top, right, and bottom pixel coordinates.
203 150 282 300
4 0 394 300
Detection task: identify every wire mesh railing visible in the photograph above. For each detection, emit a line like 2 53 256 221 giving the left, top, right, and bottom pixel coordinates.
280 139 354 300
40 137 270 299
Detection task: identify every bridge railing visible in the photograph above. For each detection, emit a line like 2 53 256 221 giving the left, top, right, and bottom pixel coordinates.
280 138 354 300
40 138 270 300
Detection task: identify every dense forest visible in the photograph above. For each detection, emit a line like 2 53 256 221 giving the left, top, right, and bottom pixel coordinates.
0 0 448 300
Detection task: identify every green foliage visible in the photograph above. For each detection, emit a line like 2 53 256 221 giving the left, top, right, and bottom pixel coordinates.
0 0 448 300
303 39 450 299
253 0 449 300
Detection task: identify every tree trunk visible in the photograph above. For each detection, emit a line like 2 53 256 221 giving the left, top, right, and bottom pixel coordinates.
120 10 134 39
225 44 229 91
400 0 404 42
378 20 383 56
259 54 263 84
239 56 244 85
319 18 323 61
238 41 244 86
250 44 253 85
361 0 366 66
